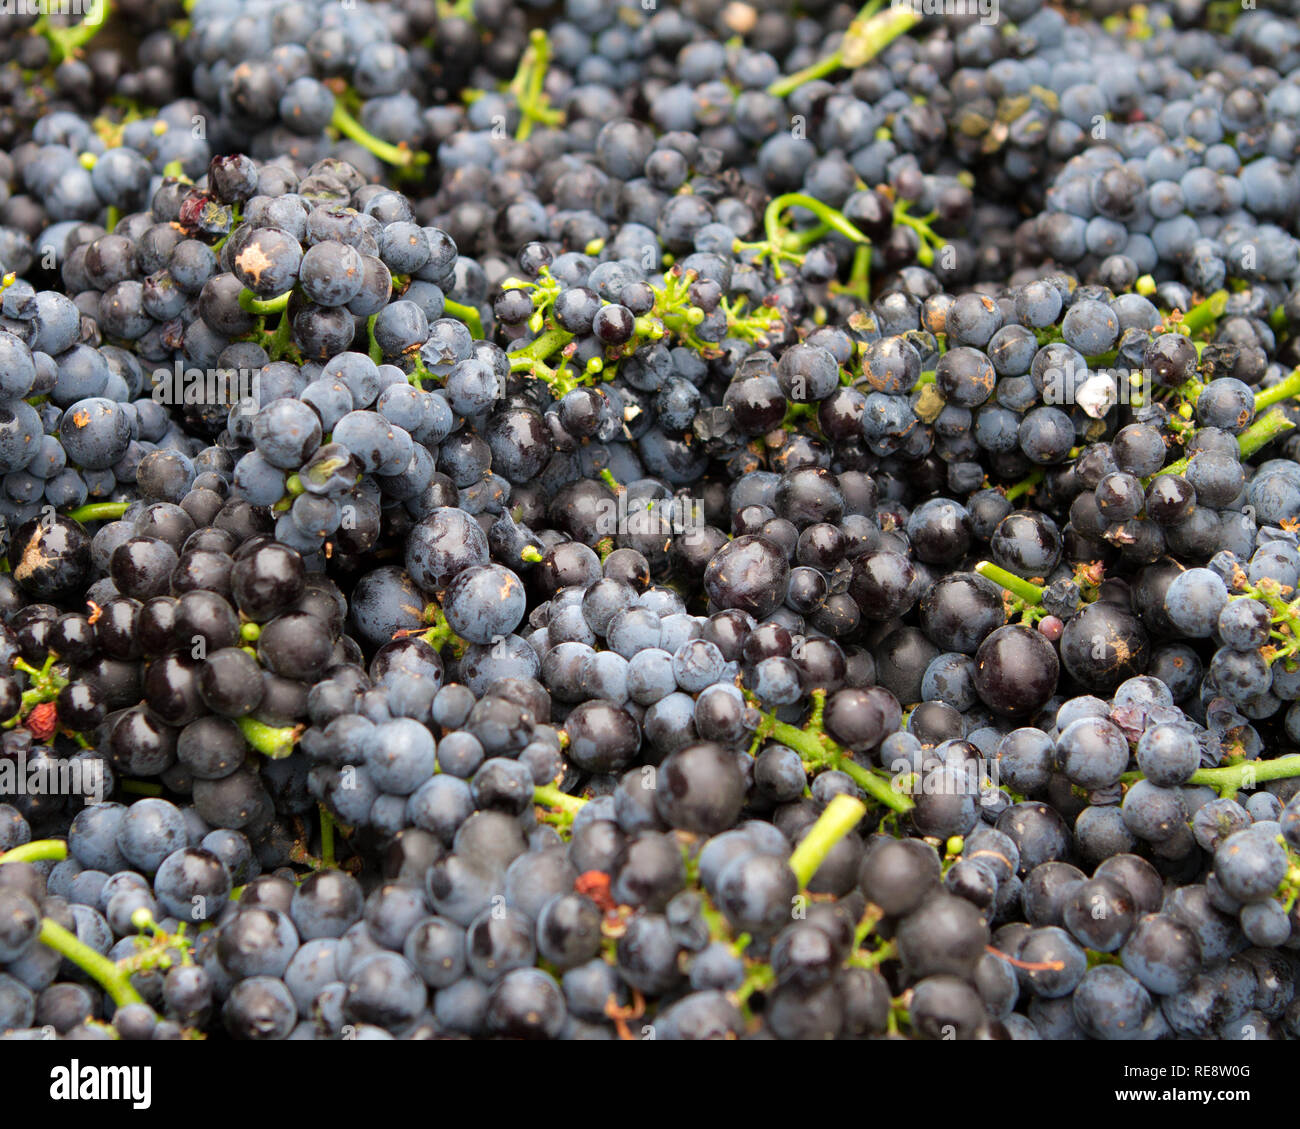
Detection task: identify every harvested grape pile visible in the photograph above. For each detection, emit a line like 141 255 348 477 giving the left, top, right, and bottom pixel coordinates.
1 0 1300 1044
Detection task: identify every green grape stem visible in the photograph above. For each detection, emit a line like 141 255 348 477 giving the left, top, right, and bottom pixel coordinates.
509 328 585 396
1188 754 1300 800
238 288 292 315
534 784 586 815
38 917 145 1008
236 716 300 760
1004 468 1045 503
320 805 336 870
510 29 564 141
330 102 424 168
788 794 868 888
892 203 947 268
767 2 920 97
443 299 484 340
66 501 130 524
1180 289 1228 335
0 839 68 865
720 296 786 346
415 602 466 657
266 310 297 362
753 689 914 814
1253 366 1300 413
3 657 69 729
975 561 1045 606
830 243 873 302
765 194 872 256
1151 408 1295 482
510 327 572 368
37 0 111 64
1223 577 1300 667
733 963 776 1012
850 938 898 970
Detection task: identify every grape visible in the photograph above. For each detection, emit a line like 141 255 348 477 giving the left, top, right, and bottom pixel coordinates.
1072 965 1152 1041
1214 830 1289 904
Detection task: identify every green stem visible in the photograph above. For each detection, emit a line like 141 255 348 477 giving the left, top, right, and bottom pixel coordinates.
534 784 586 814
766 193 871 251
832 243 873 302
237 716 300 760
853 906 884 951
408 353 433 388
330 102 422 168
1152 408 1295 481
786 222 831 252
3 678 60 728
1253 367 1300 413
511 29 563 141
1004 468 1044 503
836 756 911 811
767 2 917 97
893 206 943 267
267 310 295 362
367 313 383 365
851 938 898 969
238 288 292 315
762 699 913 814
0 839 68 865
38 0 111 64
1182 289 1228 336
767 46 849 96
1189 754 1300 799
65 501 130 524
320 805 336 870
39 917 144 1009
13 657 48 681
974 561 1045 605
443 299 484 340
789 794 867 888
510 327 572 370
734 963 776 1010
418 603 466 657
